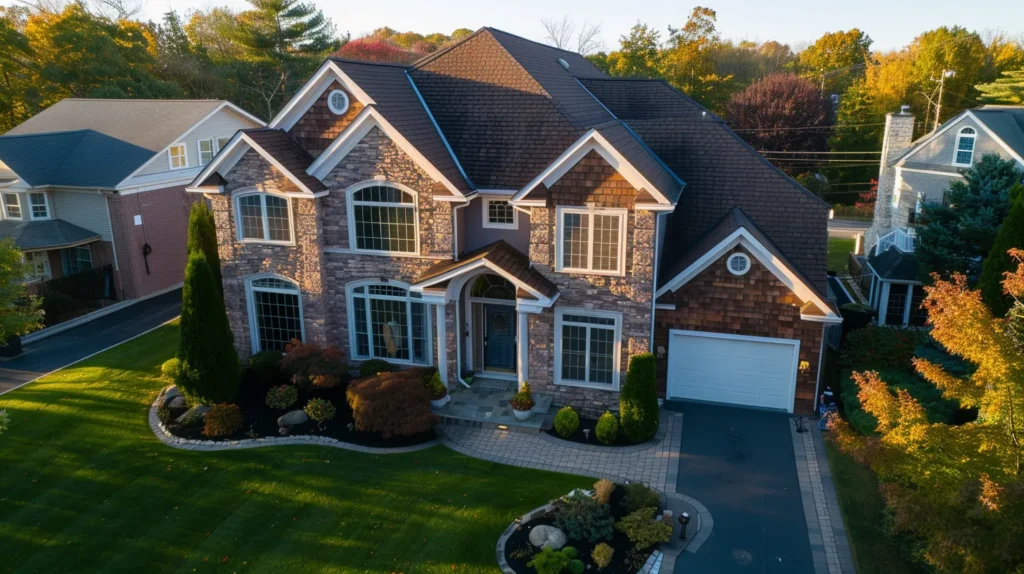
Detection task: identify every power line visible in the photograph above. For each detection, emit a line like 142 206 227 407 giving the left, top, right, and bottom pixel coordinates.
758 150 882 154
731 122 887 132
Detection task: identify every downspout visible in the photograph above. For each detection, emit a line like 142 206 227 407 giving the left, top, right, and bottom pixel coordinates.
450 199 471 387
650 212 665 353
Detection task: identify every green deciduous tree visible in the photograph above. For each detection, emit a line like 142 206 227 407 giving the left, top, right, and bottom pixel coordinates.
603 22 662 78
979 184 1024 316
911 27 988 126
0 7 34 133
0 239 43 344
977 70 1024 105
178 250 239 404
797 29 872 95
186 201 222 295
661 7 734 112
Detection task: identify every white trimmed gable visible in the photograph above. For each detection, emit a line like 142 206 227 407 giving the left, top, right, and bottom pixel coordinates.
269 61 376 132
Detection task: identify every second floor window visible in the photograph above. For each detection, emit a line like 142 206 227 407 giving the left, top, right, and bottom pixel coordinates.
29 193 48 219
348 184 417 254
236 192 292 243
169 144 188 169
198 139 215 166
954 127 976 166
4 193 21 219
61 245 92 275
556 206 626 275
484 198 517 229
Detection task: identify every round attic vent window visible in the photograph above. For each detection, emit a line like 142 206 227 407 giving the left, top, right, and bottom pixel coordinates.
727 253 750 276
327 89 350 115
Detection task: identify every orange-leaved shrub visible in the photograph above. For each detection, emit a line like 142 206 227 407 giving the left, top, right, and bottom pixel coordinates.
346 369 435 438
203 403 243 437
281 341 347 389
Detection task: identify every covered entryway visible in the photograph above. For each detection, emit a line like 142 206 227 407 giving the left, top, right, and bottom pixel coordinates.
469 275 518 375
666 330 799 413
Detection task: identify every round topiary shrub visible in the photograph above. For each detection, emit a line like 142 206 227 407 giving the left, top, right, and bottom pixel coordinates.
592 542 613 569
595 411 619 445
304 398 336 430
161 357 181 380
620 353 659 442
265 385 298 410
203 403 243 438
359 358 393 378
554 406 579 438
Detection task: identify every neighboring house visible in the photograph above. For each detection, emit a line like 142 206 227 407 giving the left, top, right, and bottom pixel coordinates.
0 99 264 308
862 105 1024 326
189 28 840 415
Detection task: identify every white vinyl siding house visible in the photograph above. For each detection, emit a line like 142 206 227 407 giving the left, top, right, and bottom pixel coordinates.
132 107 260 178
50 191 113 241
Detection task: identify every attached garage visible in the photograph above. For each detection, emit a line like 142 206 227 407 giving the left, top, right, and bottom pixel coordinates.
666 330 800 413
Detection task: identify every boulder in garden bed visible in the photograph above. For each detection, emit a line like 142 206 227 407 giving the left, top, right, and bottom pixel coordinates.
176 405 209 424
528 524 567 550
162 386 182 408
278 410 308 428
167 396 187 409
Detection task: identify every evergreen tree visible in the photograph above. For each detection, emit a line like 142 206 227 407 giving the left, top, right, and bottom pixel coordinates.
186 201 222 295
178 250 238 404
980 184 1024 316
619 353 659 442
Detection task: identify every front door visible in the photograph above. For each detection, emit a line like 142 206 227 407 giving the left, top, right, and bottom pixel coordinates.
484 305 516 371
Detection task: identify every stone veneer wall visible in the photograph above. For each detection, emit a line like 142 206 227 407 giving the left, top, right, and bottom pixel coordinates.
526 152 656 418
653 245 825 414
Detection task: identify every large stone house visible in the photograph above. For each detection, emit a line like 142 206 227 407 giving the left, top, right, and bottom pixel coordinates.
189 28 840 415
861 105 1024 326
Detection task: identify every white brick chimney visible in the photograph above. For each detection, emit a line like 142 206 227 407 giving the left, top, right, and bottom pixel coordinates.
864 107 916 253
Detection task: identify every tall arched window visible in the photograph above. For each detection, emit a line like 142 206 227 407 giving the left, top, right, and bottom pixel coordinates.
954 127 976 167
347 183 418 254
346 281 431 365
246 275 303 352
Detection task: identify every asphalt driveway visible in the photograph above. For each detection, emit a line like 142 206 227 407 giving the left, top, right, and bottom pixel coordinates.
667 401 814 574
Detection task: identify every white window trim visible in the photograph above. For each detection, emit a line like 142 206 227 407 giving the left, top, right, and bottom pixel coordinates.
245 273 305 354
234 190 295 246
726 253 750 276
346 181 420 256
197 138 216 166
4 193 22 220
28 192 50 220
952 127 976 167
482 197 518 230
344 279 434 367
168 143 188 170
216 137 231 153
554 205 628 276
553 307 623 391
327 89 351 115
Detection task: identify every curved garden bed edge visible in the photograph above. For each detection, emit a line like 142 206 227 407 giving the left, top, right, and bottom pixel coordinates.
538 411 671 453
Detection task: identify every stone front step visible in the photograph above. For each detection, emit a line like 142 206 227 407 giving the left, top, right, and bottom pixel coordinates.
433 387 554 434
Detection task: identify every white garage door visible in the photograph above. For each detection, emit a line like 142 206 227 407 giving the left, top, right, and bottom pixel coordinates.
667 330 800 412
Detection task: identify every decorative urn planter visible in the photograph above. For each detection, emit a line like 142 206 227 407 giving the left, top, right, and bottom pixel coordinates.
512 407 533 421
431 394 451 409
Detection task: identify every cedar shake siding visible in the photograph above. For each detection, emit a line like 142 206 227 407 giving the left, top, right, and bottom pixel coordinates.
654 245 825 414
287 81 364 156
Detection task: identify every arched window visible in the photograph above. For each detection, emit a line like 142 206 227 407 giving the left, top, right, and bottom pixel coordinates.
347 183 418 254
246 275 303 352
346 281 431 364
469 274 516 299
235 191 293 243
954 127 976 166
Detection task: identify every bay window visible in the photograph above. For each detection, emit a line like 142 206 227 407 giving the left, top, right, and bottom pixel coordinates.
347 281 431 365
554 308 622 389
235 192 293 243
347 183 418 254
555 206 626 275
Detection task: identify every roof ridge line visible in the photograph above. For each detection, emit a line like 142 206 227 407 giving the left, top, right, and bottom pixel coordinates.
0 129 93 139
327 56 411 69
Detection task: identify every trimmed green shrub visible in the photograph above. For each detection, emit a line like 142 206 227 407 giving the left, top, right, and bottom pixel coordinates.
178 250 239 404
346 370 435 438
303 398 336 430
555 491 614 543
265 385 298 410
620 353 659 442
841 325 920 370
622 482 660 515
187 201 222 295
527 546 580 574
595 411 619 445
203 403 243 437
616 507 673 549
160 357 181 380
592 542 614 569
359 358 393 378
980 184 1024 316
248 350 284 386
426 370 447 400
282 342 346 389
554 406 579 438
566 557 584 574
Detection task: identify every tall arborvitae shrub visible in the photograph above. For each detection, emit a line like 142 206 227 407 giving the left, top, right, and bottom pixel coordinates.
178 250 239 403
186 201 222 295
980 183 1024 316
619 353 659 442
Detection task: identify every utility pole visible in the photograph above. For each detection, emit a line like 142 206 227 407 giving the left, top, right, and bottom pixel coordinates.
934 69 956 131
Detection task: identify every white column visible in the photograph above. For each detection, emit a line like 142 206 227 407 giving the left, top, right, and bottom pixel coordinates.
902 284 914 327
436 304 448 385
878 282 890 325
517 309 529 390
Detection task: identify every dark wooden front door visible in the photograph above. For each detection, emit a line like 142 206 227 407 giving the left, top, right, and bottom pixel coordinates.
484 305 516 371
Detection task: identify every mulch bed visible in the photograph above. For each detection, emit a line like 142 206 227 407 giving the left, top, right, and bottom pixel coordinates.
160 370 436 448
545 415 650 447
503 485 660 573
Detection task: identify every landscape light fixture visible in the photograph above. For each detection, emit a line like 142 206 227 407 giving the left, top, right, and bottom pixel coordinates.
678 512 690 540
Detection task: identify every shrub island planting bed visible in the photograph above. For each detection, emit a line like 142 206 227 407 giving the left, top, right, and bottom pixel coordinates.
158 343 439 448
502 480 672 574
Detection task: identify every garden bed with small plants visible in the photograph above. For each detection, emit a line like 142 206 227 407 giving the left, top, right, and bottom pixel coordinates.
502 480 671 573
157 343 443 448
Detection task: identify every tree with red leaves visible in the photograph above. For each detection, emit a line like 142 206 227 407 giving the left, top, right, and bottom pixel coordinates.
725 73 832 152
334 37 420 64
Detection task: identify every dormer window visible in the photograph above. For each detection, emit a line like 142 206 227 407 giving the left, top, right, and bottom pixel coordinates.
954 127 976 167
328 89 350 115
4 193 21 220
169 144 188 170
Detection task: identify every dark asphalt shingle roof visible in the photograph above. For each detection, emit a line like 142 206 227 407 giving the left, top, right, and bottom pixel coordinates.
0 219 100 251
0 130 154 188
867 246 920 282
414 240 558 298
243 129 328 194
972 106 1024 158
595 121 686 204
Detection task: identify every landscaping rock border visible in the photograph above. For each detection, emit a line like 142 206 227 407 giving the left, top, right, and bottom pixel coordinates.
148 386 439 454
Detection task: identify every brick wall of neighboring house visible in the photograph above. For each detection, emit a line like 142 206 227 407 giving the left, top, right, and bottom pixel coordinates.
107 186 197 301
287 81 364 156
527 152 656 417
653 245 825 414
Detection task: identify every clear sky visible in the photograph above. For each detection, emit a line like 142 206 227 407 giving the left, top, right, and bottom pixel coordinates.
126 0 1024 53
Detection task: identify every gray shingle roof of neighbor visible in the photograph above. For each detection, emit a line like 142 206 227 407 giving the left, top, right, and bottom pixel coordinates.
0 130 154 188
0 219 101 251
867 246 921 283
972 106 1024 158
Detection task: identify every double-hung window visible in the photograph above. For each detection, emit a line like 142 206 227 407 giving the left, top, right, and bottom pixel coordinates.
3 193 21 219
197 138 216 166
235 192 292 243
953 127 976 167
169 144 188 169
247 276 304 352
216 137 231 152
29 193 49 219
61 245 92 275
348 184 418 254
483 198 517 229
347 282 431 365
554 308 621 389
556 206 626 275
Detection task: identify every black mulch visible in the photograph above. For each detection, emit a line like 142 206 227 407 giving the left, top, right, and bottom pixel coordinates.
160 370 436 448
545 415 650 447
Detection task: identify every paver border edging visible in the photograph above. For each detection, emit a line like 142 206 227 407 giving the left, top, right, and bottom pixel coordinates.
148 386 439 454
536 411 670 453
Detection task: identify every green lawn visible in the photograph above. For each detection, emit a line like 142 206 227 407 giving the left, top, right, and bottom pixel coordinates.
828 237 856 274
0 323 588 573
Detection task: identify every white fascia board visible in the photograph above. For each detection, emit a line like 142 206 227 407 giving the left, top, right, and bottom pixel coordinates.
655 228 838 319
410 258 549 302
269 60 376 131
801 313 844 324
898 166 963 178
511 129 671 205
186 131 248 193
306 107 464 198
